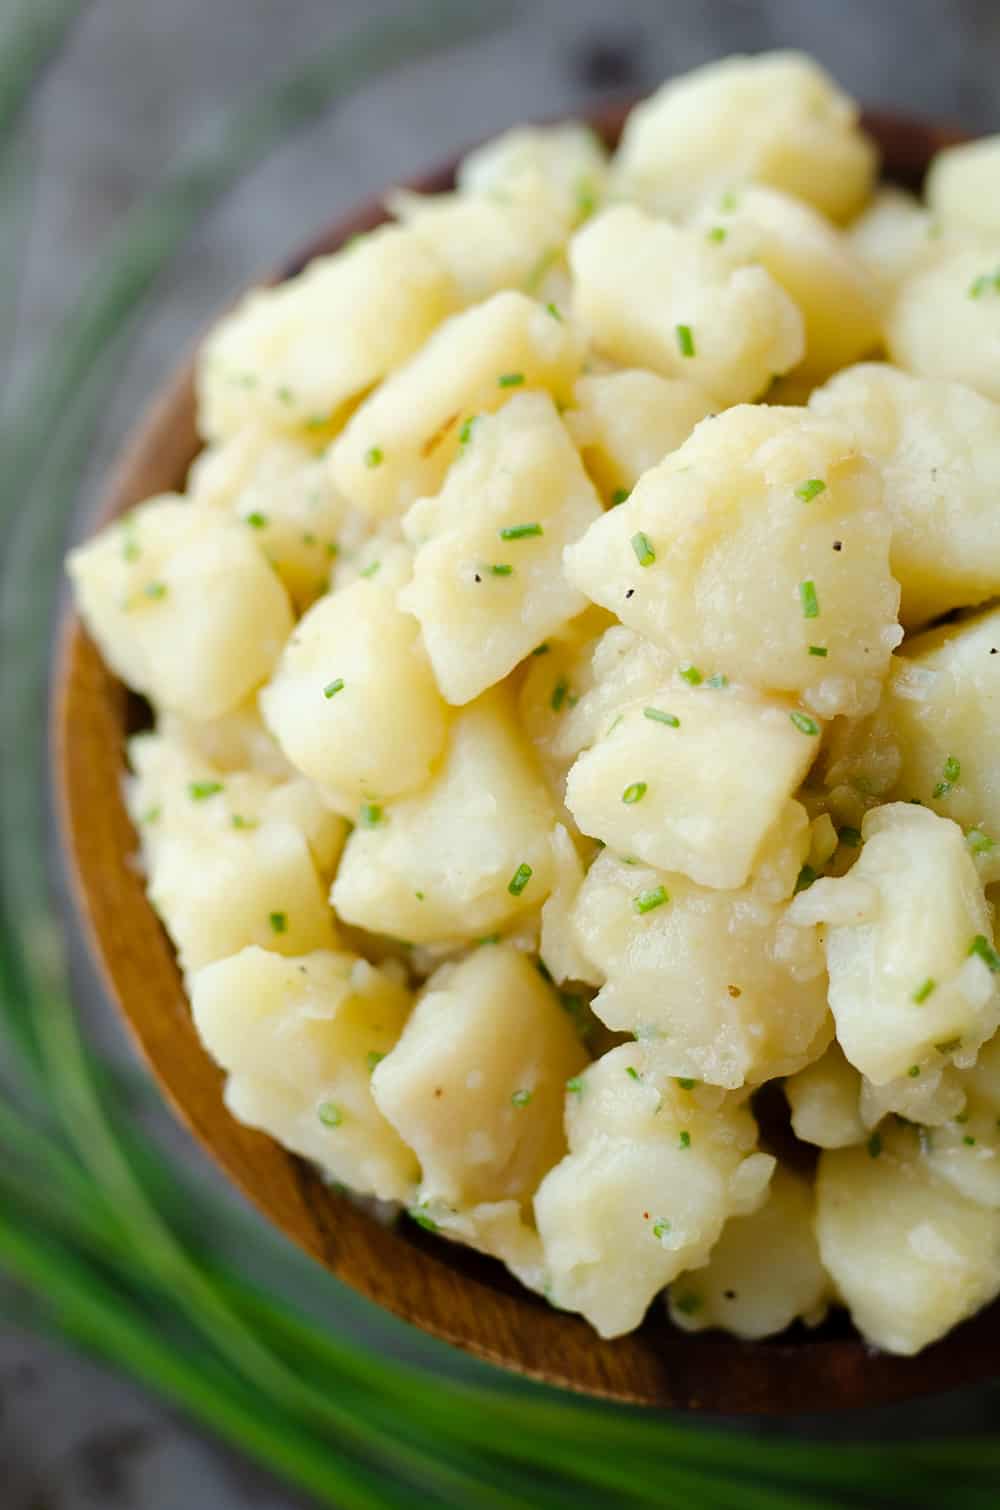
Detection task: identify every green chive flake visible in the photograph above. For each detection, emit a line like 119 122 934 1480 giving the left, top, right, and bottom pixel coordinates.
317 1101 343 1127
610 487 630 506
269 911 288 934
245 511 268 529
500 523 543 540
675 323 696 358
634 885 668 915
643 707 680 727
360 802 384 829
498 372 525 388
551 678 569 712
366 1051 385 1075
789 711 820 736
631 531 655 567
799 579 820 619
808 645 828 657
566 1076 584 1096
511 1088 532 1107
679 665 702 686
795 478 827 502
967 828 995 855
867 1131 882 1159
622 781 648 805
933 755 961 798
678 1130 691 1150
323 678 345 700
188 781 223 801
364 446 384 468
970 934 1000 972
913 978 936 1004
508 863 533 897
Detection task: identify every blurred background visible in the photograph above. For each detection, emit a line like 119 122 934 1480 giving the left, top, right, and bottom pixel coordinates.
4 2 1000 1506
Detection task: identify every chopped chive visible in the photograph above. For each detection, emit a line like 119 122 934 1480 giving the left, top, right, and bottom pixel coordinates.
532 643 550 656
509 1088 534 1110
550 677 569 712
799 579 820 619
143 581 167 600
867 1131 882 1159
323 678 345 700
794 864 818 894
625 1066 640 1081
477 934 500 947
675 323 695 358
500 523 543 540
839 827 862 848
610 488 630 506
317 1101 342 1127
566 1076 584 1095
606 713 624 735
276 385 294 404
967 828 995 854
673 1291 701 1315
140 806 161 825
188 781 223 801
795 478 827 503
676 1078 697 1091
245 511 268 529
409 1205 438 1233
364 446 384 468
706 226 727 243
679 665 702 686
678 1130 691 1150
414 890 425 901
653 1218 672 1239
808 645 828 657
326 541 339 557
933 755 961 798
634 885 668 915
643 707 680 727
706 673 728 689
970 934 1000 972
489 563 514 576
908 1065 921 1078
231 814 259 830
366 1051 385 1074
969 268 1000 298
631 531 655 567
789 711 820 736
913 978 936 1003
546 301 563 321
269 911 288 934
458 415 478 445
360 802 384 829
964 1134 977 1146
359 560 381 578
622 781 648 804
508 863 533 896
720 190 739 211
498 372 525 388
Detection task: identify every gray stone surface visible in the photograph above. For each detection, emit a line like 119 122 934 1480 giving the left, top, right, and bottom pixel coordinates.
6 1 1000 1505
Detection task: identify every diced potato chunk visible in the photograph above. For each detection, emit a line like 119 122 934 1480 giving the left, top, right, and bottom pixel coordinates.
788 804 1000 1085
785 1043 866 1149
191 947 417 1201
67 497 293 720
888 245 1000 403
372 946 587 1209
458 123 609 228
688 186 880 381
327 291 582 519
389 190 566 303
399 393 601 705
196 225 457 441
158 699 292 781
885 607 1000 839
570 206 804 406
426 1200 545 1292
811 364 1000 626
565 406 899 718
187 427 346 610
539 825 601 987
259 580 448 816
613 51 876 222
564 682 816 889
534 1043 774 1336
816 1121 1000 1354
565 370 716 499
847 187 942 301
926 136 1000 239
331 687 557 944
667 1167 830 1338
570 851 828 1087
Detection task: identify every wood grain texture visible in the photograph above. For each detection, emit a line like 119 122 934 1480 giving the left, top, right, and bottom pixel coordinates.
53 103 996 1413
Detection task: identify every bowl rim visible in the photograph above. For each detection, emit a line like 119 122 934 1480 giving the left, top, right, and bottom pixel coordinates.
51 96 997 1414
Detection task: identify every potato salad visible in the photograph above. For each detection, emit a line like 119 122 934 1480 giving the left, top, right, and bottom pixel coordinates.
68 52 1000 1354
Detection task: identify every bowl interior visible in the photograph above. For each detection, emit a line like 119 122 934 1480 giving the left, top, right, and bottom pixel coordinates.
53 100 994 1413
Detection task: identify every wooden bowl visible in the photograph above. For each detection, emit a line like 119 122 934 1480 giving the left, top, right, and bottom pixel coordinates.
54 100 991 1413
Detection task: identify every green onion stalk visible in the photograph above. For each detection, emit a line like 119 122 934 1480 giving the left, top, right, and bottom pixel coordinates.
2 6 1000 1506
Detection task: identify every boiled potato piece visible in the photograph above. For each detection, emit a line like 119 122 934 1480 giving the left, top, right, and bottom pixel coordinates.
564 682 816 889
424 1200 545 1292
859 1063 967 1132
399 393 602 705
372 946 587 1210
667 1167 830 1338
389 190 566 304
688 185 880 381
191 947 417 1201
158 699 292 781
885 607 1000 840
458 122 609 228
570 851 828 1088
788 804 1000 1086
196 224 457 442
565 369 716 499
811 364 1000 626
539 825 601 988
785 1043 866 1149
888 244 1000 403
535 1043 774 1336
259 580 448 817
570 206 804 407
613 52 876 222
331 686 557 945
328 291 583 519
926 136 1000 239
848 187 942 301
67 496 293 720
187 427 346 610
816 1120 1000 1354
565 406 899 718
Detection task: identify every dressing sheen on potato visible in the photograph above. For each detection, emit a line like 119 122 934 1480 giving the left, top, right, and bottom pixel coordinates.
68 51 1000 1356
